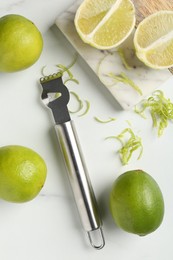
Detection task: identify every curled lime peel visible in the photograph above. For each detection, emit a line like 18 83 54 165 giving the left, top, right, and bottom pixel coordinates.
64 78 79 85
40 65 63 78
69 91 83 114
109 72 142 96
56 53 78 74
41 65 47 76
135 90 173 136
78 100 90 117
56 64 79 85
68 92 90 117
40 55 79 85
94 116 116 123
106 128 143 165
56 54 79 84
117 48 132 70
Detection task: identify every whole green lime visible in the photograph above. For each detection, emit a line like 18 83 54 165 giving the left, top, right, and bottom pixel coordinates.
110 170 164 236
0 145 47 203
0 14 43 72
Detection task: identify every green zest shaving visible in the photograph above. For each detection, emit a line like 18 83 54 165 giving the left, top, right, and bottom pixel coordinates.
41 65 47 76
135 90 173 136
41 54 79 84
117 48 132 70
69 91 90 116
94 116 116 123
56 54 79 85
69 91 83 113
106 128 143 165
79 100 90 117
56 64 79 85
109 72 142 96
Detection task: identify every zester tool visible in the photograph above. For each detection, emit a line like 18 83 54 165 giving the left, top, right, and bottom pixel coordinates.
40 73 105 249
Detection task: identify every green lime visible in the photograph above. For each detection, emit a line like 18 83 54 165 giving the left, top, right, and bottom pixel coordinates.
0 14 43 72
0 145 47 203
110 170 164 236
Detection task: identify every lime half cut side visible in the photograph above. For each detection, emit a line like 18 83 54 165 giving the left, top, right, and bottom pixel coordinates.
74 0 136 49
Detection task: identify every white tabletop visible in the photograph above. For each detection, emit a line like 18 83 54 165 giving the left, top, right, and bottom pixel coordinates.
0 1 173 259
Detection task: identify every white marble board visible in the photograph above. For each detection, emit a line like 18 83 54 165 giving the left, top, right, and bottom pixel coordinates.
56 0 172 110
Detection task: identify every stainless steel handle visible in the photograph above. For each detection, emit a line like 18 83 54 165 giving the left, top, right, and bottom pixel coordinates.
54 120 105 249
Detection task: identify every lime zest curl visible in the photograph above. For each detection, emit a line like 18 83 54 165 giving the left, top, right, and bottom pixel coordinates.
135 90 173 136
41 65 47 76
56 54 79 85
56 64 79 85
94 116 116 123
78 100 90 117
69 91 90 117
117 48 132 70
41 54 79 84
106 128 143 165
109 72 143 96
69 91 83 113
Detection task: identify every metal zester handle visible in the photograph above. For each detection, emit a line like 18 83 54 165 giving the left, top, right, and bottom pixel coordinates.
55 120 105 249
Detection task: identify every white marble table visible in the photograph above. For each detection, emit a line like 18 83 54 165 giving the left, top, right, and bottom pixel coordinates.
0 1 173 260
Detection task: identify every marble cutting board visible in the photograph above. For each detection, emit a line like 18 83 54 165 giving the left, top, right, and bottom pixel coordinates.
56 0 172 110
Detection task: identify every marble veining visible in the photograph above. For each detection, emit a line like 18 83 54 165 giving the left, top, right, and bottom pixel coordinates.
0 0 25 11
56 1 172 110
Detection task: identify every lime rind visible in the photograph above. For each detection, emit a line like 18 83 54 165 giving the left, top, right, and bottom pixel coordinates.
110 170 164 236
0 14 43 72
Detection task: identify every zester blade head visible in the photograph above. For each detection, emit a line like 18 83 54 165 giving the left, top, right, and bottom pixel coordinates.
40 74 70 124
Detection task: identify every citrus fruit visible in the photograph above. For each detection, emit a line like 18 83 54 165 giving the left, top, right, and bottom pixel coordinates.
134 10 173 69
0 145 47 203
74 0 136 49
0 14 43 72
110 170 164 236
